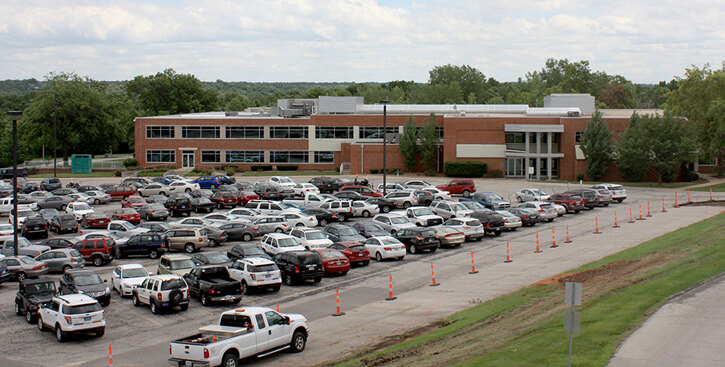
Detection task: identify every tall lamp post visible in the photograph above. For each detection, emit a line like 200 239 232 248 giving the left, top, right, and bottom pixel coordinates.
380 100 390 196
53 101 60 177
7 111 22 257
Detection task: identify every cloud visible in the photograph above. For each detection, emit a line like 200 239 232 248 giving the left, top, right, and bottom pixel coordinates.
0 0 723 83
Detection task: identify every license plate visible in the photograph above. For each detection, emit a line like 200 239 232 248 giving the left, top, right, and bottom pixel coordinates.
307 265 315 270
84 316 91 321
221 295 235 300
265 274 271 278
358 252 363 256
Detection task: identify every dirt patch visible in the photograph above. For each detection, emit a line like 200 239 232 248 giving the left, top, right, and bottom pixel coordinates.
533 259 639 286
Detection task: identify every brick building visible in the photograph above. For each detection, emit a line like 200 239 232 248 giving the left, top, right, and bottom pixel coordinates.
134 94 660 181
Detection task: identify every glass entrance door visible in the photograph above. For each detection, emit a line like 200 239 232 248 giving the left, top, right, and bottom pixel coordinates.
181 151 195 168
505 158 524 177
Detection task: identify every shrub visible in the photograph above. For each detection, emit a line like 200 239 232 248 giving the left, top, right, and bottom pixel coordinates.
276 165 298 171
444 161 487 178
486 169 504 178
122 157 138 168
251 165 273 171
225 167 236 176
370 169 379 174
188 167 211 176
424 168 437 176
114 170 123 177
575 172 585 181
137 168 168 177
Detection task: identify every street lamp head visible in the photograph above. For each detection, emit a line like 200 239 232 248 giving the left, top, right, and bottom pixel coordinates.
6 111 22 117
379 100 390 104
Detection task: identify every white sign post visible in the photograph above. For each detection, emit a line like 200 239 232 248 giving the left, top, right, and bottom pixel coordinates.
564 282 582 367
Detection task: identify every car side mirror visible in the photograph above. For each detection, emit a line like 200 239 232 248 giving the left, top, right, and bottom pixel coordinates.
283 316 291 324
104 279 108 283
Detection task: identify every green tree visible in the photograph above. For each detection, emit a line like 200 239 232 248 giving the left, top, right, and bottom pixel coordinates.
399 115 419 172
126 68 219 116
702 98 725 175
429 64 486 103
419 113 439 174
579 110 614 180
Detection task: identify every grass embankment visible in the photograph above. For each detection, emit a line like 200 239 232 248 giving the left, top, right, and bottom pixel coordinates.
333 213 725 367
240 170 339 177
29 172 117 178
692 182 725 192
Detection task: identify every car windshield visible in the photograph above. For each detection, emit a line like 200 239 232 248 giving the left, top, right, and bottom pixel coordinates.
17 210 33 217
15 239 34 248
74 204 91 211
169 259 195 270
75 273 103 286
531 189 547 195
65 303 102 315
277 238 300 247
279 177 293 183
462 201 485 210
451 203 468 211
129 197 144 203
418 229 436 237
87 213 105 219
206 253 230 263
60 215 76 223
437 227 457 234
242 247 266 256
390 216 410 224
305 231 327 240
337 227 358 236
120 222 135 230
161 278 186 290
0 224 12 231
296 253 320 264
26 281 56 294
360 223 383 231
465 219 482 226
320 251 345 259
249 264 277 272
483 194 503 201
498 211 515 218
349 245 366 251
122 268 148 278
149 204 166 211
121 209 136 214
18 256 39 264
411 208 434 216
382 238 401 246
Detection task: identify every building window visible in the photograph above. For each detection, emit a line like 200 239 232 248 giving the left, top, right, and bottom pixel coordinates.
181 126 220 139
551 133 559 144
270 151 309 163
437 127 444 139
226 126 263 139
575 131 584 143
146 150 175 163
270 126 308 139
313 151 335 163
505 132 526 151
201 150 220 163
360 126 398 139
146 126 174 139
226 151 264 163
315 127 353 139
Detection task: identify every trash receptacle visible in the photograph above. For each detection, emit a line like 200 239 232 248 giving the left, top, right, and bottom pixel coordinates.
71 154 93 174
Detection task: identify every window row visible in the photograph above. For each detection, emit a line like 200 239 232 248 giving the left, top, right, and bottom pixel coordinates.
146 150 176 163
146 126 174 139
193 150 335 164
182 126 220 139
148 125 444 140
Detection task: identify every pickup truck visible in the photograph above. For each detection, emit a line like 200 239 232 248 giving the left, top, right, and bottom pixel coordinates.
169 306 308 367
184 266 243 307
282 193 329 208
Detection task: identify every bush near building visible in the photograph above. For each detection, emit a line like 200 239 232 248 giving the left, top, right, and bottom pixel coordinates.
444 161 487 177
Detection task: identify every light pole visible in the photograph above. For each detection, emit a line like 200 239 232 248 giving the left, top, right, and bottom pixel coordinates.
380 100 390 196
7 111 22 257
53 101 60 177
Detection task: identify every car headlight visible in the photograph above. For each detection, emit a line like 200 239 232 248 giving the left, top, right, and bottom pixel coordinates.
105 287 110 294
78 290 85 294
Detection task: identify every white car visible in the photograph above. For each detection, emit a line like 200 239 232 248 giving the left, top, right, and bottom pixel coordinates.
289 227 333 250
66 202 95 221
111 264 149 297
203 213 246 223
132 274 190 314
497 210 523 230
443 217 485 241
405 180 434 188
29 191 54 200
351 200 379 218
137 183 171 197
550 203 566 216
260 233 306 256
163 174 192 182
171 217 216 227
516 188 550 202
372 214 417 234
518 201 557 221
74 231 129 246
377 182 411 193
107 220 149 237
292 183 320 196
405 206 444 227
67 193 95 205
85 190 112 204
0 223 14 237
246 200 301 216
279 211 318 228
384 191 419 208
37 294 106 342
592 183 627 202
422 187 452 201
226 208 263 221
363 236 406 261
227 257 281 293
9 207 35 227
430 200 474 219
168 181 200 194
270 176 296 189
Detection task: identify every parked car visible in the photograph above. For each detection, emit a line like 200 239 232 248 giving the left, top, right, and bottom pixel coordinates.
405 206 444 227
48 214 77 234
505 207 540 227
59 269 111 306
443 217 485 241
67 193 95 205
384 191 419 209
432 226 466 247
273 251 324 285
363 236 406 262
40 177 62 192
72 237 116 266
37 294 105 341
137 183 171 197
0 255 48 280
107 220 149 237
436 179 476 197
546 193 586 213
309 176 338 193
85 190 112 205
312 249 350 275
227 258 281 294
65 202 94 221
110 208 141 225
1 237 51 258
193 176 222 189
184 266 242 306
339 185 382 197
168 181 200 194
591 183 627 202
216 221 261 242
301 207 339 226
497 210 523 230
157 254 196 276
37 196 73 210
565 189 599 209
226 244 272 262
394 227 439 254
430 200 474 220
190 252 233 267
289 227 333 250
137 221 173 233
137 204 170 221
350 222 387 238
292 183 320 196
518 201 557 221
372 213 417 234
466 192 511 210
251 216 288 234
189 197 215 213
35 249 85 272
269 176 296 189
80 213 111 229
209 191 238 209
21 216 49 239
37 238 75 250
280 211 319 228
516 188 550 202
328 241 370 266
132 274 189 313
467 209 506 236
323 223 366 243
15 277 57 323
117 233 166 259
164 228 208 253
260 233 306 256
165 196 193 217
105 185 138 200
110 264 149 297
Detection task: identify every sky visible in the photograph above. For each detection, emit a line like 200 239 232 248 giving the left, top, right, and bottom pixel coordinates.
1 0 723 83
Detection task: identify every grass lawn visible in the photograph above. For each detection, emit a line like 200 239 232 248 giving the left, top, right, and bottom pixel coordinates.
535 179 695 189
240 170 339 177
333 213 725 367
29 172 117 178
692 182 725 192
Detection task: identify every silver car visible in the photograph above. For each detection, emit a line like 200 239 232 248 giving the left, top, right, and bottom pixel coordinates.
35 249 85 273
384 191 418 209
431 200 474 220
0 256 49 280
252 216 288 234
372 214 417 234
518 201 557 221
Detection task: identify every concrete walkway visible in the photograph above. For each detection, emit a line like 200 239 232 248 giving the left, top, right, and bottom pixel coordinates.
609 273 725 367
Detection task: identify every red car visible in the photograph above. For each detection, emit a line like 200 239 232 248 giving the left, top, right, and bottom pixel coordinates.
110 208 141 224
238 190 259 205
121 195 147 209
329 241 370 266
106 185 138 200
546 193 585 213
73 237 115 266
80 213 112 229
339 185 382 197
436 179 476 197
209 191 238 209
312 249 351 275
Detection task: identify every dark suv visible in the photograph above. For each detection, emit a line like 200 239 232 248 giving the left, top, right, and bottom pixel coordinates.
165 197 193 217
309 177 338 193
15 278 57 323
40 177 62 192
273 251 324 285
73 238 116 266
394 227 439 254
60 269 111 306
117 233 167 259
21 216 49 239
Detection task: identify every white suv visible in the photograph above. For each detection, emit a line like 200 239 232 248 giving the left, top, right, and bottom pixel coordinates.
270 176 296 189
37 294 106 342
260 233 306 256
372 213 417 234
228 258 282 294
289 227 333 250
132 274 189 314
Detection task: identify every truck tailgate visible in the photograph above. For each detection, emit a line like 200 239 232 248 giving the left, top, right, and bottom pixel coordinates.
170 340 208 363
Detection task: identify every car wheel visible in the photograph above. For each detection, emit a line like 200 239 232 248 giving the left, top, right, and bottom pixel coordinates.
363 260 370 266
284 273 294 286
92 256 103 267
159 192 166 196
409 244 417 254
25 309 35 324
313 276 322 283
209 239 218 247
96 328 105 337
17 272 27 281
184 243 196 253
382 206 391 213
403 202 411 209
180 304 189 311
241 281 249 295
15 302 22 316
274 228 284 233
221 352 239 367
62 265 72 272
517 196 523 202
37 316 45 331
150 300 159 314
60 205 66 211
56 325 65 342
94 199 101 205
375 252 383 262
362 210 370 218
146 214 151 221
149 249 160 259
185 188 191 194
242 233 252 242
201 294 209 307
319 219 329 226
132 294 140 307
463 190 471 198
290 331 307 353
272 284 281 292
337 214 345 222
494 230 502 236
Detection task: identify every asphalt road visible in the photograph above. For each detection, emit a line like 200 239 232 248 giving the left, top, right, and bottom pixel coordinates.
0 175 717 366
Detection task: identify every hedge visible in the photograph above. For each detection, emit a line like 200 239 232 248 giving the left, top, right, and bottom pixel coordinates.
251 165 274 171
444 161 487 178
276 165 298 171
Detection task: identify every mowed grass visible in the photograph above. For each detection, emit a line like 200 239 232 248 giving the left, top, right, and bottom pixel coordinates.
334 213 725 367
29 172 117 178
692 182 725 192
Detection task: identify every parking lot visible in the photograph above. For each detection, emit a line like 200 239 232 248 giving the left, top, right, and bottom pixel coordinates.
0 174 717 366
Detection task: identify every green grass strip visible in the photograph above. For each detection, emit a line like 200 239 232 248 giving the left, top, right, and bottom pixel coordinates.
691 182 725 192
29 172 117 178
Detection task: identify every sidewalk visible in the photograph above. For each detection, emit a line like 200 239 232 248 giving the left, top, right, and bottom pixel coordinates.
608 272 725 367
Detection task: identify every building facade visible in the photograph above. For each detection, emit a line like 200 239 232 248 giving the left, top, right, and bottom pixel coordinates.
134 95 653 181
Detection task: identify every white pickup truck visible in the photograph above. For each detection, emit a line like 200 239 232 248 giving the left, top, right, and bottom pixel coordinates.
282 193 329 208
168 306 308 367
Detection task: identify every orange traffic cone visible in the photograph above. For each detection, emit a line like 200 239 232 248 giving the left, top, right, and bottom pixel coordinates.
550 228 558 248
469 251 478 274
430 262 440 286
332 287 345 316
534 233 542 253
504 242 513 262
565 225 572 243
386 274 397 300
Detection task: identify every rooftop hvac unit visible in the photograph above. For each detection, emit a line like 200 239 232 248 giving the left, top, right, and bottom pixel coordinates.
567 111 580 117
224 111 239 116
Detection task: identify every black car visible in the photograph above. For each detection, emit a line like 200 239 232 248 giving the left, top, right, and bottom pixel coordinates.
190 189 214 198
351 222 389 238
165 197 192 217
37 196 73 210
136 204 169 221
215 175 236 185
334 191 366 201
301 208 339 227
254 183 287 200
273 251 324 285
49 214 79 234
23 182 40 194
394 227 439 254
505 207 540 227
191 251 233 267
191 197 215 213
309 177 338 193
217 222 261 242
226 244 272 262
15 278 57 323
234 181 254 191
0 167 28 179
467 209 505 236
137 222 173 233
60 269 111 306
364 197 395 213
323 223 366 243
117 233 166 259
37 238 75 249
21 216 49 239
51 188 78 196
40 177 62 192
